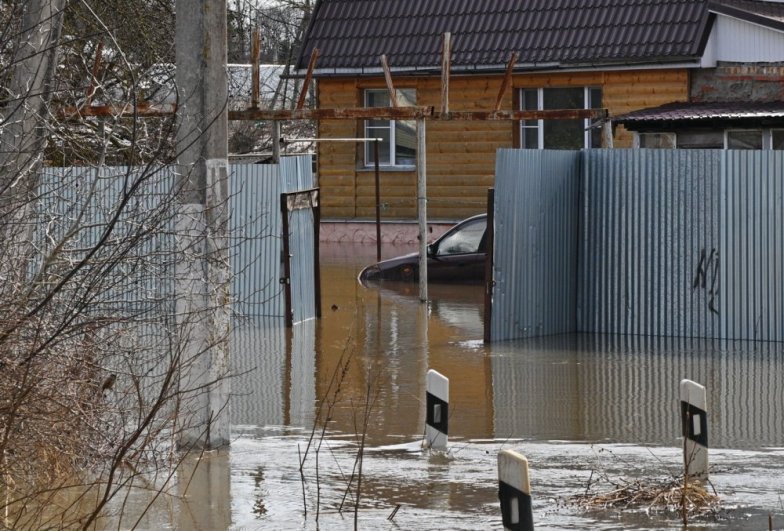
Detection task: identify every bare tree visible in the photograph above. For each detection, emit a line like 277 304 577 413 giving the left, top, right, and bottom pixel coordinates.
0 1 229 527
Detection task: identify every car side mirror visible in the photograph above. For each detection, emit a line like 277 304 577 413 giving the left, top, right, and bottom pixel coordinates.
427 243 436 257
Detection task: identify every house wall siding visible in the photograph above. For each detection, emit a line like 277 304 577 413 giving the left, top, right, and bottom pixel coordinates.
713 16 784 63
316 69 688 220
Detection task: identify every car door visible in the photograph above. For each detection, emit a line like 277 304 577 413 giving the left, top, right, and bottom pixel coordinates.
428 216 487 282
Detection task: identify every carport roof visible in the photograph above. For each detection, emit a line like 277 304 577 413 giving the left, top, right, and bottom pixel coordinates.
297 0 713 75
614 100 784 129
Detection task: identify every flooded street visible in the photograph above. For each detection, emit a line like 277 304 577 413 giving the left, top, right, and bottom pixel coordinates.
142 242 784 530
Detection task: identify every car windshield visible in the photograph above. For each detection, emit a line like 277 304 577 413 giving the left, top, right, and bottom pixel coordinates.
435 218 486 256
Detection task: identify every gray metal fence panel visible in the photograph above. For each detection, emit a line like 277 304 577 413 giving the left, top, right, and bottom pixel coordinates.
491 149 581 341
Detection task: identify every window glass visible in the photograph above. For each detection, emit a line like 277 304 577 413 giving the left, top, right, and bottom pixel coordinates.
773 130 784 150
364 88 416 166
727 130 762 150
676 131 724 149
639 133 676 149
436 218 486 256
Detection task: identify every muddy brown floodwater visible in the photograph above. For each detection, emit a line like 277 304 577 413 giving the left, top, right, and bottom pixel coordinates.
125 242 784 530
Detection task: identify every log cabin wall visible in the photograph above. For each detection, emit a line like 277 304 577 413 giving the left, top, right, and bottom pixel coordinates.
316 68 688 220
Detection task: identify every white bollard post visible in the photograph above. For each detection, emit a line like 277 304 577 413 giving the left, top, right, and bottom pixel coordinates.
680 379 708 482
423 369 449 451
498 449 534 531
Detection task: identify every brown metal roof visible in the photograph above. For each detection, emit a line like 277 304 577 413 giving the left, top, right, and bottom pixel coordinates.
614 100 784 128
298 0 713 74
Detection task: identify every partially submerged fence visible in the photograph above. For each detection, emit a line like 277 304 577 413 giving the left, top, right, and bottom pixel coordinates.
491 149 784 342
38 155 318 324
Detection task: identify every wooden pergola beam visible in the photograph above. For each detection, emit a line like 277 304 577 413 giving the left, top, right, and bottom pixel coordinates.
58 102 178 119
59 104 607 122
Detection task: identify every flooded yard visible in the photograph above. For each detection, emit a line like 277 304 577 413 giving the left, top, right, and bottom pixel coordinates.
138 242 784 530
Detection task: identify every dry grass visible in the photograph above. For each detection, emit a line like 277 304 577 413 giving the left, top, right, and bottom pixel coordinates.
571 474 722 519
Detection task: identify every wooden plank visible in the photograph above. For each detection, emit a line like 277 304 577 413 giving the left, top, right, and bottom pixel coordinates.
494 52 518 112
251 29 260 109
441 32 451 115
380 54 397 106
296 48 319 110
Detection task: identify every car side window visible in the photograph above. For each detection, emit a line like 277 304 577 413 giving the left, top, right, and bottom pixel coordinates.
436 219 486 256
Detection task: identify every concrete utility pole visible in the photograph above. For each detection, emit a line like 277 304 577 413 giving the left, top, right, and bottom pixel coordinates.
175 0 231 449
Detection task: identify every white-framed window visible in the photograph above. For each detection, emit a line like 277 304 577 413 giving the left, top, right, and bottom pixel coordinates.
519 87 602 149
364 88 416 167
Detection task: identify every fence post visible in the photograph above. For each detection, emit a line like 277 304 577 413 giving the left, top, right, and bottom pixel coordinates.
680 379 709 482
498 449 534 531
423 369 448 451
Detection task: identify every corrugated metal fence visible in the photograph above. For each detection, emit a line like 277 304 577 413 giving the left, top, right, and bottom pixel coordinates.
492 149 784 342
39 156 316 323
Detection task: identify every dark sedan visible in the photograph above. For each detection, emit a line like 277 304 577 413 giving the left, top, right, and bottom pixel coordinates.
358 214 487 284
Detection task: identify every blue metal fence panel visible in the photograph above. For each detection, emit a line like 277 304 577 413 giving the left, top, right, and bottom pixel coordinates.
37 165 177 320
492 148 784 342
579 149 723 338
39 160 316 321
491 149 581 341
230 163 285 317
721 150 784 341
280 155 317 324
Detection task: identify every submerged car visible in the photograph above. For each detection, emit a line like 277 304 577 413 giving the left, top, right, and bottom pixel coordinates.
359 214 488 284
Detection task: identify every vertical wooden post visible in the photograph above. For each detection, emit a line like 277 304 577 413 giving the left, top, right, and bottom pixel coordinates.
423 369 448 451
417 117 428 302
313 189 322 319
374 139 381 262
484 188 495 343
680 379 709 482
441 32 451 116
280 193 293 328
251 29 260 109
602 120 614 148
498 449 534 531
272 120 281 163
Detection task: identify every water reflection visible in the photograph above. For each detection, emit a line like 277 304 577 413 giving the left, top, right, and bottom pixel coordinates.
232 318 316 429
232 242 784 449
491 334 784 448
